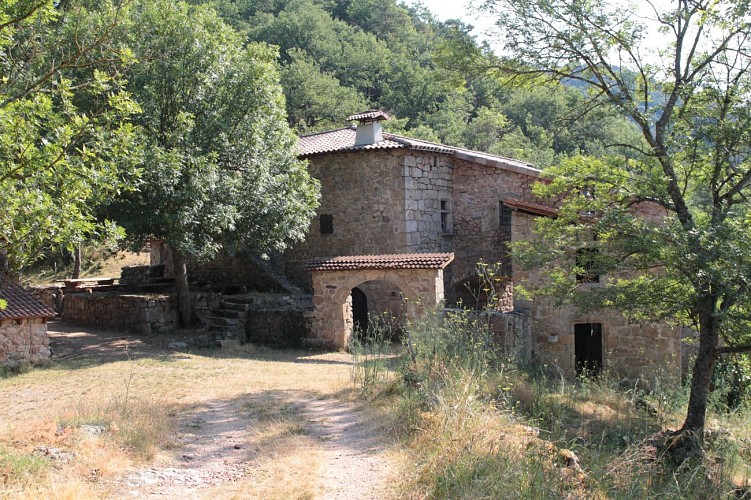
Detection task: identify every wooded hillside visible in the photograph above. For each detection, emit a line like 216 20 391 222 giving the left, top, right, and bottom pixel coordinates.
194 0 642 168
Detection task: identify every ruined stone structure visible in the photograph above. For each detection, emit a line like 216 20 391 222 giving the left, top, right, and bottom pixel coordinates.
62 293 177 335
290 111 682 379
0 277 55 368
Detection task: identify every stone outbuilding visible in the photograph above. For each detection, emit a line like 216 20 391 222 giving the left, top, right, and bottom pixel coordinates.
304 253 454 348
0 276 55 368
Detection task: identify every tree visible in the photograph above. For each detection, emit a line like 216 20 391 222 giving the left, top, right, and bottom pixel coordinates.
0 1 139 275
477 0 751 449
280 49 367 133
108 0 319 326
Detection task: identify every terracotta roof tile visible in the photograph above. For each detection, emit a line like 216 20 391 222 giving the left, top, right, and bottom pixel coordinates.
347 110 390 122
0 277 55 321
502 198 558 217
304 253 454 272
298 127 404 156
297 128 542 177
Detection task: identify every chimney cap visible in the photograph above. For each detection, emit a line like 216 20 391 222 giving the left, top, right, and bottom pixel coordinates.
347 110 390 124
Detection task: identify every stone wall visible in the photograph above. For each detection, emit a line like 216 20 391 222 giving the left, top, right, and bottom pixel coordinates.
530 298 682 381
0 318 50 368
403 153 454 252
285 149 411 288
245 294 314 348
450 158 543 296
187 255 286 291
62 293 177 335
27 285 62 314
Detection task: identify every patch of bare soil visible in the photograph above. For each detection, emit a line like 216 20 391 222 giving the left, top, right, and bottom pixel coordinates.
46 323 395 499
49 320 169 361
301 397 394 499
120 400 250 497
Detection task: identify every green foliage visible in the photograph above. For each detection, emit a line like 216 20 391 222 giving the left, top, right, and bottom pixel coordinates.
349 312 397 395
481 0 751 436
107 0 319 260
281 48 367 132
0 1 140 272
0 446 50 489
189 0 641 160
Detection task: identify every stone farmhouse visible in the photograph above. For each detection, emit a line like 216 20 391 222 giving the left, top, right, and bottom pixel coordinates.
0 275 55 369
285 110 682 380
64 109 682 381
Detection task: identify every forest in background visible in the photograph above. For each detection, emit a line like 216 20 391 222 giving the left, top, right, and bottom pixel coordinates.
194 0 643 169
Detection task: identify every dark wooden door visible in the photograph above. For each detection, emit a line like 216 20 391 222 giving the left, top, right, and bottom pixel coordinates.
575 323 603 376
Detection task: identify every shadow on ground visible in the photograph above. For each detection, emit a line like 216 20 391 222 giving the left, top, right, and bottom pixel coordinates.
47 320 360 370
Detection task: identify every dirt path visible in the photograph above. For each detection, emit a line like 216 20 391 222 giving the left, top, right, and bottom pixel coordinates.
117 397 394 498
301 397 394 499
44 323 396 499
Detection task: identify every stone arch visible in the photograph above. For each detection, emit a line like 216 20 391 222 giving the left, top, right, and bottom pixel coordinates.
306 254 454 349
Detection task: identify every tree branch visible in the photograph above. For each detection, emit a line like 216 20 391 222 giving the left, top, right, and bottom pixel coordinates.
717 345 751 355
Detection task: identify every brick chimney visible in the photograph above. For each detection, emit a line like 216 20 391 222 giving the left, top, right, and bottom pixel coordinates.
347 110 390 146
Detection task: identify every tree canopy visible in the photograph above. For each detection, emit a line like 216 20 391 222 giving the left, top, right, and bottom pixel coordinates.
193 0 642 167
0 1 139 274
478 0 751 445
106 0 319 325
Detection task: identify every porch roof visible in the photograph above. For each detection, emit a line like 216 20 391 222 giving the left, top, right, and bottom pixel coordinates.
304 253 454 272
0 277 55 321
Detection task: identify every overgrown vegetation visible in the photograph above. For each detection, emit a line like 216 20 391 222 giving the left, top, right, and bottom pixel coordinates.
353 305 751 498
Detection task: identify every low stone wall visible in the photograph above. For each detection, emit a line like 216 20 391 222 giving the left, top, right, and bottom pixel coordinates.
0 318 50 368
488 310 532 362
245 294 314 348
62 292 177 335
448 308 532 364
27 285 63 314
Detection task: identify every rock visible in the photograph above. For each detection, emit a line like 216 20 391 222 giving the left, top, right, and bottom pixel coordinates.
34 446 76 462
215 339 240 348
79 424 107 437
168 341 189 349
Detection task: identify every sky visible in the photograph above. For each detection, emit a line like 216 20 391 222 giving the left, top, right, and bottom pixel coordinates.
403 0 680 64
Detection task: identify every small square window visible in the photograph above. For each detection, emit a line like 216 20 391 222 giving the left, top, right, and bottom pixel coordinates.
440 199 451 233
320 214 334 234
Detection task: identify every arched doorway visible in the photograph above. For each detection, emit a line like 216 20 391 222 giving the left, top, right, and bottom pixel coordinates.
349 280 407 341
306 253 454 349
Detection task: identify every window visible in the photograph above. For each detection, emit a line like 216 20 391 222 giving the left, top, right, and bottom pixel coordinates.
499 201 513 276
320 214 334 234
440 199 452 233
576 247 600 283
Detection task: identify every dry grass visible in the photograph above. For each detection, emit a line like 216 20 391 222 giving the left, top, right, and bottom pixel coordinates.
26 250 150 285
0 337 356 498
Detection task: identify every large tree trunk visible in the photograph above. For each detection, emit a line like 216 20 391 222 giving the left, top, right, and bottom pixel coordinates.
172 249 192 328
676 295 720 449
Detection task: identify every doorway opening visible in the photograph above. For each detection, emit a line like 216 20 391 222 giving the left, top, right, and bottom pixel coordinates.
574 323 603 376
351 287 368 335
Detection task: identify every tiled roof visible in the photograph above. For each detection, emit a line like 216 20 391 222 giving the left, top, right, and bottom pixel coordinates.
0 277 55 321
297 128 542 178
502 198 558 218
347 110 390 122
298 127 405 156
304 253 454 271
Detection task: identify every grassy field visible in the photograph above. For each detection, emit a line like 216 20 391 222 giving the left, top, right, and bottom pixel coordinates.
354 310 751 499
0 328 361 499
2 316 750 499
